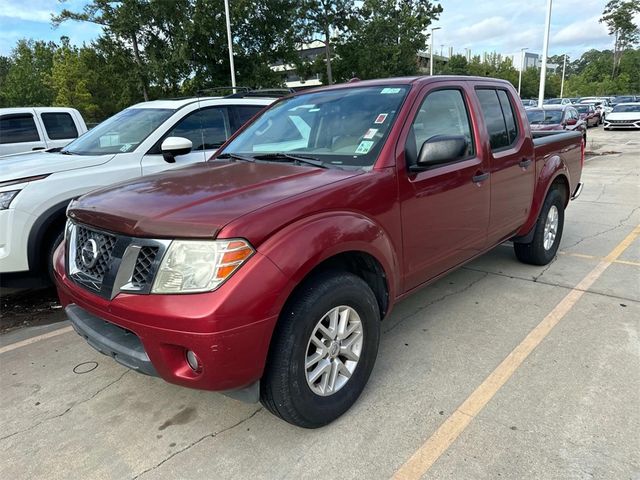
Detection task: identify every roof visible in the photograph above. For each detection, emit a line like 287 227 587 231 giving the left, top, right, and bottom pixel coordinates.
296 75 513 96
128 96 274 110
525 105 571 111
0 107 80 115
615 102 640 106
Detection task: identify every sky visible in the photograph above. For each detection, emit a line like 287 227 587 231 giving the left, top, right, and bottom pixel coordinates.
0 0 621 62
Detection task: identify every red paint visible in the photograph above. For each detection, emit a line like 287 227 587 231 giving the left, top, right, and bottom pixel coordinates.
56 76 583 393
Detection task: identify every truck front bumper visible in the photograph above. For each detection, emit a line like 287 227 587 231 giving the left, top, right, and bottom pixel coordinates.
54 243 286 394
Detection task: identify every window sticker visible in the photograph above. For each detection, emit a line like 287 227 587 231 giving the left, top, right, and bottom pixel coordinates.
374 113 388 124
363 128 378 139
120 143 132 152
355 140 374 154
381 88 402 94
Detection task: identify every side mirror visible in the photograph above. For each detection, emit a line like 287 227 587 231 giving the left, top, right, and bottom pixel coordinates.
413 135 468 170
565 118 577 126
161 137 192 163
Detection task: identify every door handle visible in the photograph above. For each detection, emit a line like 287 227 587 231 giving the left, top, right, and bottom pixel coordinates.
472 172 490 183
519 159 532 168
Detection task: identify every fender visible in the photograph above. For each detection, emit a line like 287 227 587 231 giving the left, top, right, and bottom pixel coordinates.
256 211 401 315
27 199 72 272
514 154 570 240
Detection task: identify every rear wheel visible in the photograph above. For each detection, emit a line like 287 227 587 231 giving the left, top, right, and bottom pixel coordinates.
514 188 565 265
260 271 380 428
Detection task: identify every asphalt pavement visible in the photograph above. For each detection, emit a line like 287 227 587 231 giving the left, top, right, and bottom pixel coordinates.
1 125 638 480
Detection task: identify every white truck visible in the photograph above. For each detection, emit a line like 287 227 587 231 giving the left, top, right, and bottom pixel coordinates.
0 107 88 157
0 94 275 285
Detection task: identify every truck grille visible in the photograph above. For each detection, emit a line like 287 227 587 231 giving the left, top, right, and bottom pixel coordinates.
131 246 159 288
75 225 117 281
67 222 169 299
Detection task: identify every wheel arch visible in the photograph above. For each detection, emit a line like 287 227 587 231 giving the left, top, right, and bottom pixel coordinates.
27 199 71 273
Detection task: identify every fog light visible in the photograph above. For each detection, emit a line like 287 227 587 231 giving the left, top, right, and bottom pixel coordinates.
185 350 201 372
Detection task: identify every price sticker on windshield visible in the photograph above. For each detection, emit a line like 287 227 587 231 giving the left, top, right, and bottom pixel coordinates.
374 113 388 124
381 88 402 94
363 128 378 139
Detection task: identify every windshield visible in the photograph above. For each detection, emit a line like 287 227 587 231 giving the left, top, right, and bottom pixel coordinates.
612 104 640 113
612 96 634 104
526 110 563 125
64 108 175 155
575 106 590 114
544 98 562 104
219 85 409 168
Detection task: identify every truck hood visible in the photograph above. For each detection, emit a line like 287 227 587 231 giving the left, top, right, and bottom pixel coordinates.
0 151 114 183
69 160 363 238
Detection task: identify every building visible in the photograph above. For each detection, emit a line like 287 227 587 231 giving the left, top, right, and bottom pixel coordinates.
271 40 325 89
507 51 542 71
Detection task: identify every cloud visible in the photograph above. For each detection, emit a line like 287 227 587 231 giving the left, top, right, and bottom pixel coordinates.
0 0 52 22
553 16 609 46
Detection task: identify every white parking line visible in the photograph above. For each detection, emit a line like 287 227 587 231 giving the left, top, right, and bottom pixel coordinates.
0 326 74 355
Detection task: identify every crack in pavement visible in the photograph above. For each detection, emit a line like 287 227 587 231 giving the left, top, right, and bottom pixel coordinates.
131 407 263 480
562 206 640 250
533 255 558 283
462 266 640 304
0 370 130 442
383 272 489 334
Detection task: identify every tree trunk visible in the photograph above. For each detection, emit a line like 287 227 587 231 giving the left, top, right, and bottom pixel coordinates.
324 25 333 85
131 34 149 101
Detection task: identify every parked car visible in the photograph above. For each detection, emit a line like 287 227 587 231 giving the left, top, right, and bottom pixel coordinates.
574 104 600 127
568 97 581 104
526 105 587 142
580 98 613 119
603 102 640 130
543 98 572 105
0 107 87 157
0 93 277 286
54 76 584 428
610 95 637 106
521 99 537 107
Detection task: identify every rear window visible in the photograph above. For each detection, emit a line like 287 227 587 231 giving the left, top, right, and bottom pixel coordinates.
41 112 79 140
526 109 563 124
0 114 40 144
476 89 516 150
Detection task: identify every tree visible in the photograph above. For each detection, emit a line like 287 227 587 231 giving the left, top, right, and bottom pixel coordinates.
333 0 442 81
1 40 55 106
297 1 356 85
600 0 640 77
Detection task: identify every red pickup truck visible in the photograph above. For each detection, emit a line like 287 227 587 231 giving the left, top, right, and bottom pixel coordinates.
54 76 584 428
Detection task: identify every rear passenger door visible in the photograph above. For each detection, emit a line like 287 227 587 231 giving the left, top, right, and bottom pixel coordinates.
0 112 46 155
475 87 535 244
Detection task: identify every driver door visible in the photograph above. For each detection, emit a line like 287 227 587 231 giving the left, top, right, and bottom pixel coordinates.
141 107 230 175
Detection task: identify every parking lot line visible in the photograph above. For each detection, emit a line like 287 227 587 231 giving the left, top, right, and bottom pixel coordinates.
558 251 640 267
392 224 640 480
0 325 73 355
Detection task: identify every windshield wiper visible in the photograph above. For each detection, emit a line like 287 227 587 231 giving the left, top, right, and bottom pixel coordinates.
252 153 328 169
59 149 75 155
216 152 255 163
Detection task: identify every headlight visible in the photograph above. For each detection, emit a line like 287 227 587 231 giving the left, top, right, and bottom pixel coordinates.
151 239 254 294
0 190 19 210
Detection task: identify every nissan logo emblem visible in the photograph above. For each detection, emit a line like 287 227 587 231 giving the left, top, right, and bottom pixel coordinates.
80 238 99 269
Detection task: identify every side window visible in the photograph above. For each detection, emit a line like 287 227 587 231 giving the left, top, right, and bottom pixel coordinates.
476 89 510 150
496 90 518 144
408 89 474 164
165 108 229 150
230 105 263 131
41 112 79 140
0 114 40 144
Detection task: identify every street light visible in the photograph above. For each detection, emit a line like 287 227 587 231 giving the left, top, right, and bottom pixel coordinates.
429 26 441 76
224 0 236 89
538 0 553 107
518 48 528 96
560 53 567 97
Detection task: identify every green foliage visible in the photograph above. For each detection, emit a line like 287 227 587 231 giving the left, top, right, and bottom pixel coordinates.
1 40 55 107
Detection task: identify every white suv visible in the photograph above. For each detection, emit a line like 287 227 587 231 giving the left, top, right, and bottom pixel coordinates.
0 95 275 284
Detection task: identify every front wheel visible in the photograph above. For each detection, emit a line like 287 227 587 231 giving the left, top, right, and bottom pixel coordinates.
514 188 565 265
260 271 380 428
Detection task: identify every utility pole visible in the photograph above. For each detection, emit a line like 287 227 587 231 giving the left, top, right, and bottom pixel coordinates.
429 26 441 76
538 0 552 108
224 0 236 88
518 47 528 96
560 53 567 98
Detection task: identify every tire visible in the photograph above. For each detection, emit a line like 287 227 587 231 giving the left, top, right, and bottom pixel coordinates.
514 188 565 266
46 231 64 284
260 270 380 428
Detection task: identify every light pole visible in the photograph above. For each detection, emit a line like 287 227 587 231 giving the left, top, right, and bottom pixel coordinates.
560 53 567 97
518 47 528 96
538 0 552 107
224 0 236 88
464 48 471 61
429 26 441 76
